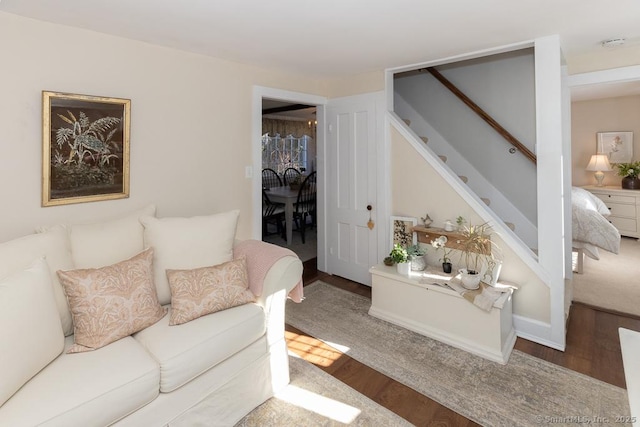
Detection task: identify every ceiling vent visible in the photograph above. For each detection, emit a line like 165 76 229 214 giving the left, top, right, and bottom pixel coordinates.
601 38 626 48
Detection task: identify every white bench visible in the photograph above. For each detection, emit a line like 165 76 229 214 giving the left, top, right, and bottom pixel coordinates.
369 264 516 364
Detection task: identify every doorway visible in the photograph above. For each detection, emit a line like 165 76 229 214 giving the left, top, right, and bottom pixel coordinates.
252 86 327 276
261 99 318 263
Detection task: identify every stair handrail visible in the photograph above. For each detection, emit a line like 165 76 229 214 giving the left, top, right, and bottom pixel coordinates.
422 67 537 165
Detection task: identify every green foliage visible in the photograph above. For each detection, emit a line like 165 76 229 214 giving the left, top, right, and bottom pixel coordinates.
406 243 426 257
389 244 408 264
616 162 640 179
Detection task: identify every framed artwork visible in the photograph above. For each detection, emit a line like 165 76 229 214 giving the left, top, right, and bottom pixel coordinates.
596 131 633 164
42 91 131 206
390 216 417 249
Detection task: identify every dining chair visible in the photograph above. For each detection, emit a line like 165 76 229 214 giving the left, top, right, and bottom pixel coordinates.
262 189 285 238
292 172 316 244
262 168 282 189
283 167 301 186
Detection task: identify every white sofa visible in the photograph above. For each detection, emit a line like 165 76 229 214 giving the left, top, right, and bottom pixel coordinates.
0 206 303 426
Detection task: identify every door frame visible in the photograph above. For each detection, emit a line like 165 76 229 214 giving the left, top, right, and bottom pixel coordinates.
252 86 327 267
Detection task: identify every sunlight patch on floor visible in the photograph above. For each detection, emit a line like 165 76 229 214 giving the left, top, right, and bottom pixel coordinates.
285 330 350 367
274 384 362 424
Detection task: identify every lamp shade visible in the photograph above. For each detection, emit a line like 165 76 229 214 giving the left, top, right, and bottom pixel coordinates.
586 154 612 171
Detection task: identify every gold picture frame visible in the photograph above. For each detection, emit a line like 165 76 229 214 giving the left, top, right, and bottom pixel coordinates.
42 91 130 206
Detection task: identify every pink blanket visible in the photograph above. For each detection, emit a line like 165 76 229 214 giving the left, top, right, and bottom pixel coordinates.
233 240 304 303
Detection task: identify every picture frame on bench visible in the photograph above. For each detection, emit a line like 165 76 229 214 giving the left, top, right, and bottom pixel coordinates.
42 91 131 206
390 216 417 249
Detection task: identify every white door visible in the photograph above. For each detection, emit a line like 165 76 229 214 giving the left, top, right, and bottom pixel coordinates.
325 92 382 286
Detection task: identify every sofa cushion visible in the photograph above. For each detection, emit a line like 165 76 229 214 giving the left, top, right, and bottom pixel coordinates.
57 248 166 353
0 258 65 407
167 257 255 326
69 204 156 268
0 336 160 427
140 210 239 305
134 302 266 392
0 226 74 336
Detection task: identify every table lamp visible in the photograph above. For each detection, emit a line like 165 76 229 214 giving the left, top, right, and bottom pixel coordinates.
586 154 612 187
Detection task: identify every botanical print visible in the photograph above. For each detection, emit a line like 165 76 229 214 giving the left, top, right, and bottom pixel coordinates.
390 216 417 248
597 131 633 164
42 91 130 206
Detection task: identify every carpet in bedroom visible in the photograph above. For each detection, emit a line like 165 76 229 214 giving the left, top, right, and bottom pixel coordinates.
286 281 630 427
573 236 640 317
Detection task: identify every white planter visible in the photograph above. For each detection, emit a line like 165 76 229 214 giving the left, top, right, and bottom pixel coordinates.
396 262 410 275
410 255 426 271
458 269 481 290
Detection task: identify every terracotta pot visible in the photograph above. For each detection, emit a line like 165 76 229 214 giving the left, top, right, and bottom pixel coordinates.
621 177 640 190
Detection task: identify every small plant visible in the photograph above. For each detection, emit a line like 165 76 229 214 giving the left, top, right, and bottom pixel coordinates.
616 162 640 179
430 236 452 263
389 243 408 264
456 216 465 227
383 256 394 266
458 222 497 274
406 243 426 258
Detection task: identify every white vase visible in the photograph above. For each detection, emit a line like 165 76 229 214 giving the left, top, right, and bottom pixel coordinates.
458 269 481 290
396 262 410 275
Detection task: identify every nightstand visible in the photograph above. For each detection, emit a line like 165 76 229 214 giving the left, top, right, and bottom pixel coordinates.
582 185 640 238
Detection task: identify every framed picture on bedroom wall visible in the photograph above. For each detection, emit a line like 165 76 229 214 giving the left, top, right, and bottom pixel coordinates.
596 131 633 164
390 216 417 249
42 91 131 207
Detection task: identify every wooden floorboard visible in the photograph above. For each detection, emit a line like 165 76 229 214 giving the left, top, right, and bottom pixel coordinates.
289 258 640 425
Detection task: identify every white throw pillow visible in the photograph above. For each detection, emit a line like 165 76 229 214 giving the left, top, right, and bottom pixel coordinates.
0 258 65 406
0 226 74 336
140 210 240 305
69 204 156 268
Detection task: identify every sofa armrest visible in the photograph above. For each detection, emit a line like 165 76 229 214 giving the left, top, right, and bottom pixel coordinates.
233 239 302 345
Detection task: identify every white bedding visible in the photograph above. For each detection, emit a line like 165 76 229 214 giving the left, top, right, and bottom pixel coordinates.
571 187 620 258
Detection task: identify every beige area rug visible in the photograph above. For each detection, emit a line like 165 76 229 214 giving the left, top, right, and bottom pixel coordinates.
235 356 409 426
287 282 630 427
174 354 408 426
573 237 640 316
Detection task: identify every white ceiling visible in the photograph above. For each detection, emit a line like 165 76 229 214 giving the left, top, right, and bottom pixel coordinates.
2 0 640 81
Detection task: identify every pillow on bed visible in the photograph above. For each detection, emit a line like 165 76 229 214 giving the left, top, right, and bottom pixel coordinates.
571 187 610 216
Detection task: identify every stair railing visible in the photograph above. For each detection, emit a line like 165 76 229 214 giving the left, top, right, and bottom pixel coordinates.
422 67 537 165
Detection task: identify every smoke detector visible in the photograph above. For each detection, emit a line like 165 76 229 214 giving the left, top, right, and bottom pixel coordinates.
601 38 626 48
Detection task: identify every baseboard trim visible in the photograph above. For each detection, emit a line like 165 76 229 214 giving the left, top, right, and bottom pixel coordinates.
513 314 565 351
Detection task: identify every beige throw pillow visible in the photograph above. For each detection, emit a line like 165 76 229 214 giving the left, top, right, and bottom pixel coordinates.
166 257 255 326
57 248 167 353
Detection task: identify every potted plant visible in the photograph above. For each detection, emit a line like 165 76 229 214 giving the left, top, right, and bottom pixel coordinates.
430 236 453 273
406 243 427 271
389 243 409 275
456 215 466 232
616 161 640 189
457 222 496 289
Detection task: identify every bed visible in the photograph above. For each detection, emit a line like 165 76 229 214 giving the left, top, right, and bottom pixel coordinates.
571 187 621 273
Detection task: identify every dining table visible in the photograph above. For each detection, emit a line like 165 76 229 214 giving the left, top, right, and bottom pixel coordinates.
265 185 299 246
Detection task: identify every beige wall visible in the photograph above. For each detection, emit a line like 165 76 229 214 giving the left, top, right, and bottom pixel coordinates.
0 12 326 242
391 127 550 322
568 46 640 75
571 95 640 187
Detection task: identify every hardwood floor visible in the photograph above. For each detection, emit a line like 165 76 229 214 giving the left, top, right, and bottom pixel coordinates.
288 257 640 426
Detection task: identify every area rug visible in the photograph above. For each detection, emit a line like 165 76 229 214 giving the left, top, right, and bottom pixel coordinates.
573 237 640 317
172 354 410 426
286 281 630 427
